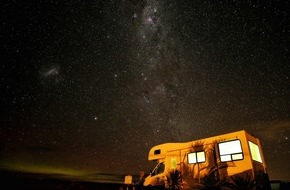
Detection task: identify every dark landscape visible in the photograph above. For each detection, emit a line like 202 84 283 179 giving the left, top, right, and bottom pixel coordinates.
0 169 142 190
1 169 290 190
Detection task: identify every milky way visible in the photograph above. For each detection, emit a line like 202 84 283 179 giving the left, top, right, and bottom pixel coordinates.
1 0 289 180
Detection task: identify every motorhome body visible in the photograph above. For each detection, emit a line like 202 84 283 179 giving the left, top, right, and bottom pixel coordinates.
143 130 271 189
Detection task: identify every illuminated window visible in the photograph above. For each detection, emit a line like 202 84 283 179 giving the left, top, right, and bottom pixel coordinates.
188 151 206 164
218 140 243 162
249 141 262 163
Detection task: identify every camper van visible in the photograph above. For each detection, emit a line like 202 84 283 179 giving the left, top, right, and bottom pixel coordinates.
143 130 271 189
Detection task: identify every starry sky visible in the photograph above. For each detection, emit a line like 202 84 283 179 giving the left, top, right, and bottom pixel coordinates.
1 0 289 180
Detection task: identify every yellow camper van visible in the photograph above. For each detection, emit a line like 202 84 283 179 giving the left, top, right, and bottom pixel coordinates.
143 130 271 189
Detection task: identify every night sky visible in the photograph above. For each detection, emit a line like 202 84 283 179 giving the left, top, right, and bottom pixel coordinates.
1 0 289 180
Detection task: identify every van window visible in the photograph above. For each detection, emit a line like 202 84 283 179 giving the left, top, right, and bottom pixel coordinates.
151 162 165 176
154 149 161 155
218 139 243 162
188 151 206 164
248 141 262 163
171 158 177 169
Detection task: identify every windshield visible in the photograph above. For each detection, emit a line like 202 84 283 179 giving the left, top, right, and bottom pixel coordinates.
151 162 165 176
